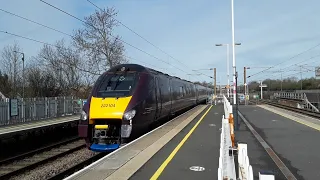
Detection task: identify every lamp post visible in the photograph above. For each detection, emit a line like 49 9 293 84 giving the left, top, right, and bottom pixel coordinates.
235 71 240 130
215 43 241 99
13 51 25 100
231 0 237 105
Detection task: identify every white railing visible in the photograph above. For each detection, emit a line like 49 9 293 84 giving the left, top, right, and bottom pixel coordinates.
218 95 275 180
274 92 319 112
218 114 236 180
303 93 319 112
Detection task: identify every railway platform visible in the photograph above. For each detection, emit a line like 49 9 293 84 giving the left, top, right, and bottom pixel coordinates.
0 115 79 138
64 99 279 180
238 104 320 180
130 104 222 180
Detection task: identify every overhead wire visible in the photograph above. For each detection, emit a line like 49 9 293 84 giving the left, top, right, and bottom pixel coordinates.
280 53 320 70
39 0 192 76
281 70 311 79
249 66 314 83
0 8 167 74
0 8 73 37
247 42 320 78
265 53 320 78
1 2 207 83
0 30 107 76
248 53 320 81
85 0 191 70
39 0 210 83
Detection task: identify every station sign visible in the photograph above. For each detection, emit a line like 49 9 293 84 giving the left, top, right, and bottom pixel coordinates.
259 84 267 88
10 99 18 117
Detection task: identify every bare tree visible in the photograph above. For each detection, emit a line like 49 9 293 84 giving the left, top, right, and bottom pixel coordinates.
0 41 23 97
0 71 11 99
72 7 127 73
36 39 98 97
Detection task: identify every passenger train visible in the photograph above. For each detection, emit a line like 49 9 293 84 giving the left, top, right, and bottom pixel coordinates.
78 64 212 152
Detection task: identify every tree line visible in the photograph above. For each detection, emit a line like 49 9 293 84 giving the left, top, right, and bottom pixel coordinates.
2 7 318 99
246 77 320 92
0 7 128 99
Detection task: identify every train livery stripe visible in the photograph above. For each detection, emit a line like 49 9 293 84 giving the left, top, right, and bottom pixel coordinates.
89 96 132 123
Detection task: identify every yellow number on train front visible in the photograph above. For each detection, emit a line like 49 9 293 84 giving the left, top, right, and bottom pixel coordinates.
101 104 116 108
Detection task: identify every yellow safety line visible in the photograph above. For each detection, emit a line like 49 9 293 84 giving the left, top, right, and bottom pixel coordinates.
258 105 320 131
150 105 213 180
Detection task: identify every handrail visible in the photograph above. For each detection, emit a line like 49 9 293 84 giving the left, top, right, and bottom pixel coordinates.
218 95 275 180
303 93 319 112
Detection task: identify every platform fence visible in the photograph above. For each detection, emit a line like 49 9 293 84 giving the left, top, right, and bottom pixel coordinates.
0 96 85 126
218 95 275 180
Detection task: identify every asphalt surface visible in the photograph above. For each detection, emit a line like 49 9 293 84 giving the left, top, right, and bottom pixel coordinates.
239 105 320 180
130 105 223 180
236 110 287 180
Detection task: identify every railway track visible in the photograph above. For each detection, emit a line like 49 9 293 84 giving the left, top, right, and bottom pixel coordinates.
47 152 105 180
0 137 85 179
258 99 320 119
48 143 128 180
5 106 204 179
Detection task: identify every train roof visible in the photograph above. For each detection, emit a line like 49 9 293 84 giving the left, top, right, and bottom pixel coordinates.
109 63 212 89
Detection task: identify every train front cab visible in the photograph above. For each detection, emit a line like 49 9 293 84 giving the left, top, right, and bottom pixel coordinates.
78 66 145 152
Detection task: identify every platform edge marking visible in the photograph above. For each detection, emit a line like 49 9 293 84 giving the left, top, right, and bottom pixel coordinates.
150 105 213 180
257 105 320 131
104 106 207 180
63 105 205 180
238 110 297 180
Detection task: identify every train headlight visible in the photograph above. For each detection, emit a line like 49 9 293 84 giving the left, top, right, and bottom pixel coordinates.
124 109 136 121
80 110 87 121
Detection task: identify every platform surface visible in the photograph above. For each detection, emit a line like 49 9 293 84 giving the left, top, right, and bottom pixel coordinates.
64 105 209 180
130 105 223 180
0 115 79 136
235 109 287 180
238 104 320 180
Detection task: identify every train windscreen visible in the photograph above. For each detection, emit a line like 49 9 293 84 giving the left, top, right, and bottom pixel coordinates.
95 72 137 98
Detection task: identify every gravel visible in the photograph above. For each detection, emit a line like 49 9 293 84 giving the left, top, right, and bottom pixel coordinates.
9 148 99 180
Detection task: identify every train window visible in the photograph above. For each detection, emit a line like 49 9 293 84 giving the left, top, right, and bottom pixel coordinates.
185 86 189 95
179 86 184 97
149 77 154 88
95 72 137 97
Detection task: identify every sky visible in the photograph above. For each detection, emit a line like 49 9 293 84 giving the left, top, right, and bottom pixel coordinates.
1 0 320 86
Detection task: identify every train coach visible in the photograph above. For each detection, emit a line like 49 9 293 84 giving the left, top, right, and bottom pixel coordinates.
78 64 212 152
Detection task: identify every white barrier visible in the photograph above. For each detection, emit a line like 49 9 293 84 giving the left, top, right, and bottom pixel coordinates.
238 143 253 180
218 95 275 180
218 116 236 180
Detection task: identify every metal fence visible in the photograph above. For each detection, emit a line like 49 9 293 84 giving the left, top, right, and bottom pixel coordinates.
0 96 85 126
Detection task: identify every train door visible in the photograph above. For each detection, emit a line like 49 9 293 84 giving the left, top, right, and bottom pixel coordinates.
195 85 198 104
168 78 173 116
154 77 162 120
157 77 163 118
